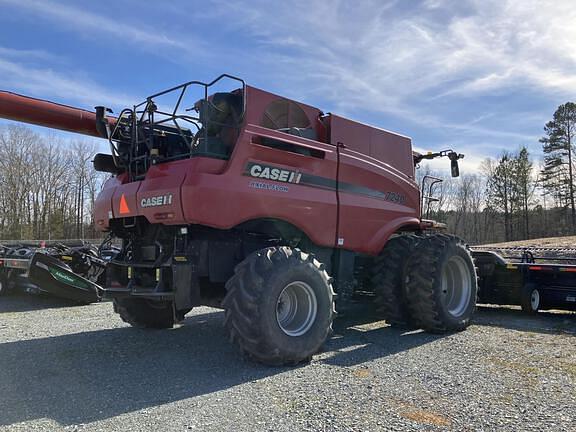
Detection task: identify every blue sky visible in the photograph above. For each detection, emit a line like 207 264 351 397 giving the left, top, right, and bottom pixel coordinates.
0 0 574 172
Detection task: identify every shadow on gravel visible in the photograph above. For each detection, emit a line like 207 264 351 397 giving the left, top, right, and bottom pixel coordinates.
321 300 446 367
0 309 287 427
0 293 81 313
7 300 564 427
474 305 576 336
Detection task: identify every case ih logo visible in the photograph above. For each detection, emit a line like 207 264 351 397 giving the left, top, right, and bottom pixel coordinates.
245 162 302 184
140 194 173 208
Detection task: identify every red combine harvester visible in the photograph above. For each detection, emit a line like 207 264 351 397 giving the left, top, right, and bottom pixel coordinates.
0 75 475 365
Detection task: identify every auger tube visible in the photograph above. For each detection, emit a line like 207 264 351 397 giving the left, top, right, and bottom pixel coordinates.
0 90 115 138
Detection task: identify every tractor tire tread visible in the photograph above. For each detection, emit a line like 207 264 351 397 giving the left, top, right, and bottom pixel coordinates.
405 234 477 333
223 246 334 366
371 234 421 326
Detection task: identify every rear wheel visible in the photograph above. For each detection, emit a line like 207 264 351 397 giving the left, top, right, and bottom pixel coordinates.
223 246 335 366
113 298 177 329
520 283 540 314
405 234 477 332
371 234 421 326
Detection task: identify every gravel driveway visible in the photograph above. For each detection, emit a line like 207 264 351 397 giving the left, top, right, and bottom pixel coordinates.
0 294 574 431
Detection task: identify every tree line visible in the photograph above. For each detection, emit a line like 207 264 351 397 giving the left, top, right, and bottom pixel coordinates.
0 125 106 241
422 101 576 244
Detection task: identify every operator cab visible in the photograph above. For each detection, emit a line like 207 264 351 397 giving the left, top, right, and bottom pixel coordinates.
193 91 243 157
98 74 246 180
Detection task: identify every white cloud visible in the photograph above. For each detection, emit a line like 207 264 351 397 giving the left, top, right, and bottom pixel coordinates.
0 46 63 63
211 0 575 127
0 57 134 109
0 0 197 53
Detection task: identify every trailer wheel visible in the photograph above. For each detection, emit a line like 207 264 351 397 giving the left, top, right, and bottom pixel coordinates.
223 246 335 366
405 234 477 332
113 298 175 329
520 283 540 314
371 234 420 326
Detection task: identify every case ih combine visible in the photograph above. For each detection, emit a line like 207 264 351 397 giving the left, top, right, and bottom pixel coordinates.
0 75 476 365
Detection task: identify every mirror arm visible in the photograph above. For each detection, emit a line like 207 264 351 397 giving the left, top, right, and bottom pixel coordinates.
413 149 464 177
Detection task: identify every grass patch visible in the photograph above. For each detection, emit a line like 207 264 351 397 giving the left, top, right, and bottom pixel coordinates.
352 367 371 378
399 407 451 427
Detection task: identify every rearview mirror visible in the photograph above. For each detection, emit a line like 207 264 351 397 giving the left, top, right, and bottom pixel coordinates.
451 159 460 177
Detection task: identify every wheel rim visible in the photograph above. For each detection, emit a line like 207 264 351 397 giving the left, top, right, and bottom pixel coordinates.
441 255 472 318
530 289 540 311
276 281 318 337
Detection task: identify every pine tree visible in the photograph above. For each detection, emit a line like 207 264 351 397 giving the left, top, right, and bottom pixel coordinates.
540 102 576 232
483 152 515 240
513 147 534 239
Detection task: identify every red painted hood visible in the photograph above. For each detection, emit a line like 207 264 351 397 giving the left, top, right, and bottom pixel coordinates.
94 157 227 231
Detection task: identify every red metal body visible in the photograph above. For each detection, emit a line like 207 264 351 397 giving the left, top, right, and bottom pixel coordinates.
0 84 421 256
94 86 420 255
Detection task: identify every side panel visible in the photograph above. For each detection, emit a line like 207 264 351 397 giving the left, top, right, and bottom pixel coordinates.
330 115 420 255
137 161 189 225
181 125 339 248
94 158 228 231
330 114 415 178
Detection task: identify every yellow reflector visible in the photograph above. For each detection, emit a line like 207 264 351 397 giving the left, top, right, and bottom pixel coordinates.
506 264 517 270
156 268 161 281
127 267 132 278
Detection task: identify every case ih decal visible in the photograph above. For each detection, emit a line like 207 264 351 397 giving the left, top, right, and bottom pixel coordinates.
246 162 302 184
140 194 173 208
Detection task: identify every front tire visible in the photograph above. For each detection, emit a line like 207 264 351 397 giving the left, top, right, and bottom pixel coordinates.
223 247 335 366
405 234 477 332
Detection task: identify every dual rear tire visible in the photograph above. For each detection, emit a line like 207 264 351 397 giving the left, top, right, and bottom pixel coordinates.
373 234 477 332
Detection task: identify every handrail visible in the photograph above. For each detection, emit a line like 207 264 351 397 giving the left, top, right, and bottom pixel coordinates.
420 175 443 219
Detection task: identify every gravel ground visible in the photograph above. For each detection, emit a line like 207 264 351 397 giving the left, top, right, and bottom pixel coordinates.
0 294 575 432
